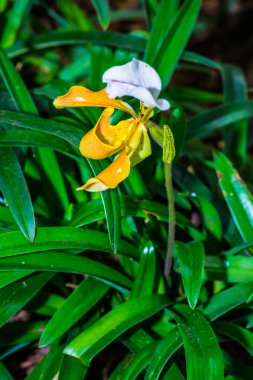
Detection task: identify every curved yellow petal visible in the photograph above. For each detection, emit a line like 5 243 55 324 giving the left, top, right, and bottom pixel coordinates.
77 149 130 192
128 125 152 166
53 86 136 117
79 108 120 159
79 107 136 160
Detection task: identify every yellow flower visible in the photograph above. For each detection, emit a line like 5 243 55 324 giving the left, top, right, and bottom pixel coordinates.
53 59 169 192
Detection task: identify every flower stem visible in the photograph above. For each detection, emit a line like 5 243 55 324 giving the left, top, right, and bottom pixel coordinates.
164 162 175 279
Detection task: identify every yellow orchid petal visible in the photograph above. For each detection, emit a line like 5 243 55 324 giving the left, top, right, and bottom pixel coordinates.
53 86 136 117
77 149 130 192
128 125 152 166
79 107 136 160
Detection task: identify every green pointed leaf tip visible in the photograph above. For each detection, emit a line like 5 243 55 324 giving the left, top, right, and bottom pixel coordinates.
0 148 35 241
176 241 204 309
92 0 111 30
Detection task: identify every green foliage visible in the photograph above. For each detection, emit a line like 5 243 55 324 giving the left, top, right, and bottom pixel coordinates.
0 1 252 379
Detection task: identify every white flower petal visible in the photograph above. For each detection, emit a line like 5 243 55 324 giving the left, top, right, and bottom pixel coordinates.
103 58 162 99
156 98 170 111
105 82 135 99
106 82 169 110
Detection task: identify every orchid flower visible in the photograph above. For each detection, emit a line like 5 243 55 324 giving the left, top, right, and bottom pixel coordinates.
53 59 170 192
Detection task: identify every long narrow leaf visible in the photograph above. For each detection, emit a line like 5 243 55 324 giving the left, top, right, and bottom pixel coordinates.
0 273 53 328
221 64 248 166
0 252 132 291
40 278 110 346
145 327 182 379
214 152 253 243
64 295 169 365
1 0 34 48
151 0 201 87
0 148 35 241
187 102 253 140
173 305 224 380
176 241 204 309
0 227 139 259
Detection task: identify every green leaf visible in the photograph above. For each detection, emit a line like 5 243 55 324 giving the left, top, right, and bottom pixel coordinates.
0 148 35 241
0 321 46 346
121 343 156 380
0 226 138 259
197 197 222 243
36 148 69 216
204 256 253 283
214 152 253 243
56 0 92 31
202 282 253 321
0 272 53 328
0 110 82 148
145 0 179 61
0 129 76 157
187 102 253 140
101 187 121 254
131 242 157 298
1 0 34 48
64 295 169 365
145 327 183 380
58 353 87 380
0 271 34 290
92 0 111 30
0 362 14 380
0 252 132 291
122 328 155 353
163 363 185 380
167 105 187 159
168 86 223 104
151 0 201 87
0 50 69 218
224 241 253 256
143 0 158 27
173 305 224 380
182 51 221 69
0 49 37 114
7 30 147 58
214 321 253 356
176 241 204 309
0 48 37 240
221 64 248 166
28 339 64 380
40 278 110 346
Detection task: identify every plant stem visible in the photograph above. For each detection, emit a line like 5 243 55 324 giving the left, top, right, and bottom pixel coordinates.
164 162 175 279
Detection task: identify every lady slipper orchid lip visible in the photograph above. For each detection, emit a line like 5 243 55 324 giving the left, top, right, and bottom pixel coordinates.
53 59 168 192
102 58 170 111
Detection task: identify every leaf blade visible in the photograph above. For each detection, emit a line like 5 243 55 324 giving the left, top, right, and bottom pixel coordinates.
0 148 35 241
64 295 169 365
173 305 224 380
176 241 205 309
